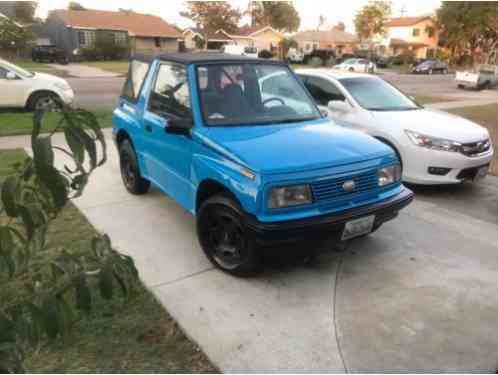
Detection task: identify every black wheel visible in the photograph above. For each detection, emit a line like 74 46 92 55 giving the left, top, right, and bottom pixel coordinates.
197 194 260 277
119 139 150 195
27 92 61 112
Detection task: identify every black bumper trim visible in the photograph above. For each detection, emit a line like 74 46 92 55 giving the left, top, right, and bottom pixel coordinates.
245 187 414 245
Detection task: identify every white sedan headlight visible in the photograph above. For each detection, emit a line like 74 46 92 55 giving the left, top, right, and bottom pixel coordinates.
405 130 462 152
378 165 402 186
268 185 312 209
54 81 72 91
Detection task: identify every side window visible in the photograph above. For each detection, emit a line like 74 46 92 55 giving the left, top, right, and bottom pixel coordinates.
149 63 192 119
0 67 8 79
121 60 150 102
304 76 345 105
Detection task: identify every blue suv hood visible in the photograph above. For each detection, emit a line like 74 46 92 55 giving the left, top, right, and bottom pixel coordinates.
201 119 393 174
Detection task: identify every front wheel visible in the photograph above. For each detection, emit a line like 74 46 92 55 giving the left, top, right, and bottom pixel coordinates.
197 194 260 277
119 139 150 195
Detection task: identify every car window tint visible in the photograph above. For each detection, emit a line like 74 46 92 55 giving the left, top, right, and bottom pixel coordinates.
0 66 8 79
121 60 150 101
149 63 191 119
303 76 345 105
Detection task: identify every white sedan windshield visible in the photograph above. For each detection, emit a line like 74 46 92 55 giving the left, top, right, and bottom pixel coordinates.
339 77 420 111
0 59 34 78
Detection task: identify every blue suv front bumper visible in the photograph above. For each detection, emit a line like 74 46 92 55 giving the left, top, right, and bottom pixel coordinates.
244 187 414 246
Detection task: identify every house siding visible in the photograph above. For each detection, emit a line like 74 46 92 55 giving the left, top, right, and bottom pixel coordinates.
131 37 178 54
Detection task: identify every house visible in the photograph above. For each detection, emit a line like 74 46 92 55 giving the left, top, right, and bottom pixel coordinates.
182 28 232 50
292 29 358 56
218 26 284 55
44 9 181 59
376 16 439 59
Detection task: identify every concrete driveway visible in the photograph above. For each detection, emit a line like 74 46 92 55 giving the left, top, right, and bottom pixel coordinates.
53 140 498 372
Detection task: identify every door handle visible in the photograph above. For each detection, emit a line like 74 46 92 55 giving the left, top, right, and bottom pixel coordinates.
145 124 152 133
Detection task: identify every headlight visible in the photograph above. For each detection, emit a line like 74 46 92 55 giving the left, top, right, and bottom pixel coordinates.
54 82 71 91
268 185 312 209
405 130 462 152
378 165 402 186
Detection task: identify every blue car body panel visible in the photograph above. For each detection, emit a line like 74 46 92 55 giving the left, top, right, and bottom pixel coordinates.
112 56 407 224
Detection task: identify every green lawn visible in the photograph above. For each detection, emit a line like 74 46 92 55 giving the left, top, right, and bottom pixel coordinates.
0 149 217 373
79 60 130 75
0 110 113 137
413 95 459 105
447 104 498 176
9 58 69 77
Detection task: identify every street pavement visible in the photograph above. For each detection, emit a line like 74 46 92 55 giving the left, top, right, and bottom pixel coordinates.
18 133 498 372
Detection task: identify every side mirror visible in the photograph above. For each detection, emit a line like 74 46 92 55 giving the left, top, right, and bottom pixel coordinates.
328 100 350 113
6 72 17 80
165 117 193 136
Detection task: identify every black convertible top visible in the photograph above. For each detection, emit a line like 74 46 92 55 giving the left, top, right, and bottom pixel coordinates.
132 52 286 65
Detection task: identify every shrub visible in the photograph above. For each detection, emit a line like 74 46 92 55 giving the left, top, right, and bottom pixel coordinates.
258 49 273 59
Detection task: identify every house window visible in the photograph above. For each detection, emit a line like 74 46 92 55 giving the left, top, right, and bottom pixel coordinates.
412 28 420 37
426 27 435 38
154 37 161 48
114 32 126 45
78 30 95 47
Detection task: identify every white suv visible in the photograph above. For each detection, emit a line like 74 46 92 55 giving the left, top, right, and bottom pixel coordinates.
0 58 74 110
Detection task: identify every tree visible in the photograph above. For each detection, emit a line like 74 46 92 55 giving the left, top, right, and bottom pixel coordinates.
280 37 298 58
0 105 139 372
13 1 37 23
0 18 35 56
68 2 86 11
181 1 241 48
436 1 498 65
354 1 391 41
248 1 300 33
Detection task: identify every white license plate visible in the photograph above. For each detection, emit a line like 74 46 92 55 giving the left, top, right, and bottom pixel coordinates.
341 215 375 241
474 165 489 181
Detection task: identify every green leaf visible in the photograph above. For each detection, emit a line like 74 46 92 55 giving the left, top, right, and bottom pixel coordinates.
31 110 44 142
30 225 47 253
33 136 54 168
36 164 68 209
25 302 44 345
99 262 113 300
0 313 15 343
1 176 18 217
63 127 85 164
75 276 92 312
41 294 59 339
113 270 128 299
17 205 35 241
57 297 74 344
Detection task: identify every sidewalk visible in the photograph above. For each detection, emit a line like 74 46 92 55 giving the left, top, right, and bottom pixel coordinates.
49 63 121 78
426 98 498 110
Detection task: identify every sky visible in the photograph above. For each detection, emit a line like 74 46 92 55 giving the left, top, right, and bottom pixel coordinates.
35 0 442 33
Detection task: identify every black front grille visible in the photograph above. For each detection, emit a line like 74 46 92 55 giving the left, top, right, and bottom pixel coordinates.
461 139 491 157
311 170 379 202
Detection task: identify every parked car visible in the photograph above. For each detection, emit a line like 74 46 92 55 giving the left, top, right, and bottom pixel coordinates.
456 49 498 90
334 58 377 74
303 49 336 66
32 45 69 65
223 44 259 58
296 69 494 185
0 58 74 110
112 53 413 276
374 56 390 68
411 59 448 74
287 48 304 63
336 53 355 64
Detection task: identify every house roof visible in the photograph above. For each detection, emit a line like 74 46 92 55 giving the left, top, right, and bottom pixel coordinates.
51 9 181 38
385 16 432 27
183 28 232 42
220 25 283 39
292 29 358 44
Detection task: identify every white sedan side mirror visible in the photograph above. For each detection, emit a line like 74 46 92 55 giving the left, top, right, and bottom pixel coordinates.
328 100 351 113
6 72 17 80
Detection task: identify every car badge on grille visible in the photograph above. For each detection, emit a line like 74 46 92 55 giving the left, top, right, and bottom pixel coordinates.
342 180 356 192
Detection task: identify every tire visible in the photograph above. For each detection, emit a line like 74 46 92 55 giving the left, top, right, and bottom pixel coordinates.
27 91 60 112
428 69 433 75
119 139 150 195
197 194 260 277
348 67 355 72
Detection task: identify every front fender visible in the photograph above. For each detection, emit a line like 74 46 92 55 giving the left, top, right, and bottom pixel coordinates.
191 153 261 215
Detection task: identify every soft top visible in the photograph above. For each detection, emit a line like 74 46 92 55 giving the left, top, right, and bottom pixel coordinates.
132 52 286 65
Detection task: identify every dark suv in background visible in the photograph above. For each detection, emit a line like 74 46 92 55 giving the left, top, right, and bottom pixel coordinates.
32 45 69 65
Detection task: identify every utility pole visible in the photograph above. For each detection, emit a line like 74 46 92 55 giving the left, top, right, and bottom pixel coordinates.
400 3 407 17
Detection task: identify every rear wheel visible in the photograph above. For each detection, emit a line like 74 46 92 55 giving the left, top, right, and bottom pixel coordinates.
197 194 260 277
119 139 150 195
27 92 61 112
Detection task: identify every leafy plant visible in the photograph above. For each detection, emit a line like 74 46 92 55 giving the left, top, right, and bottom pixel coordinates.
0 105 139 373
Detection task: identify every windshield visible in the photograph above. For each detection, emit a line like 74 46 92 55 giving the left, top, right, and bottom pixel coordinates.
339 76 420 111
342 58 357 65
197 63 321 126
0 59 34 78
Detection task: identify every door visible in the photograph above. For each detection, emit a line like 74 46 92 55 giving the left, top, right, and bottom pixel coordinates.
142 62 194 211
0 66 30 107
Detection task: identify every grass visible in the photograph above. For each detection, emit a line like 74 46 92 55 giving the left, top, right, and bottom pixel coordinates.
79 60 129 75
0 149 217 373
413 95 459 105
447 104 498 176
9 58 69 77
0 110 113 137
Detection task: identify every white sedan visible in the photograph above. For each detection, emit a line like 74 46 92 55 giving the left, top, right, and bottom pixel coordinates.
334 58 377 74
296 69 494 185
0 58 74 110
